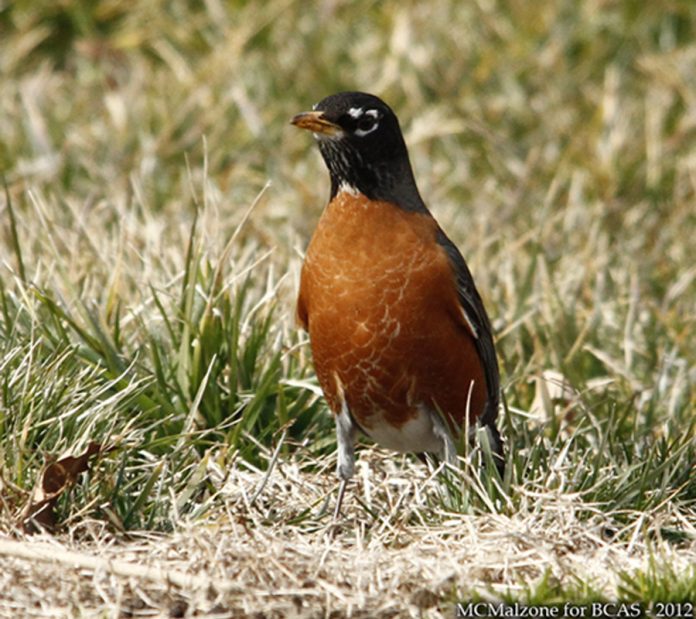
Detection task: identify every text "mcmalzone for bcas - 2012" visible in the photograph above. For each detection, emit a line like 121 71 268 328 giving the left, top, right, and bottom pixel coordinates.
454 602 694 619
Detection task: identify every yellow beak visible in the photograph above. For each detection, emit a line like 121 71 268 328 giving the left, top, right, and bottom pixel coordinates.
290 111 343 137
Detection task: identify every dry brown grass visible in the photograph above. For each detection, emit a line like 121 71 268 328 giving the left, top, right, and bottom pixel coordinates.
3 451 695 617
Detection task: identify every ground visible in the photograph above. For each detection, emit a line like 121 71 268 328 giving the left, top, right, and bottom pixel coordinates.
3 452 694 617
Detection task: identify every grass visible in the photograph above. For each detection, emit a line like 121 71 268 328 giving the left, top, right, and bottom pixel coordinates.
1 0 695 616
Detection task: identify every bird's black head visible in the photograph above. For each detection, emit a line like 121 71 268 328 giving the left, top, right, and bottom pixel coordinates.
291 92 426 211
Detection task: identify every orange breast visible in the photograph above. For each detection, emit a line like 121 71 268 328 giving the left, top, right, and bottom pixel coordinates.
297 191 487 438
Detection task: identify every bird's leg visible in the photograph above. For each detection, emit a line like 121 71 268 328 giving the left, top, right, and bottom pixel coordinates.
332 400 357 518
334 478 348 520
430 409 457 469
428 409 460 508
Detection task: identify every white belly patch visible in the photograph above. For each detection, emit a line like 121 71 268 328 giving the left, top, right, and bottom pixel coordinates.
362 406 448 454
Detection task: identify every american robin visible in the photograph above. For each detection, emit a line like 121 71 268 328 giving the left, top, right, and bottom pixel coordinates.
291 92 503 516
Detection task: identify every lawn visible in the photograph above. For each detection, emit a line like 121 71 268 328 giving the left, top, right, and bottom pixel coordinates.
0 0 694 616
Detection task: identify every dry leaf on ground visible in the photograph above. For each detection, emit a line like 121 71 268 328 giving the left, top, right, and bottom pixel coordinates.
21 442 109 533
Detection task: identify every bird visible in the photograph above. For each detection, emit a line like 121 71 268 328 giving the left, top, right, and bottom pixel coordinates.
291 92 503 517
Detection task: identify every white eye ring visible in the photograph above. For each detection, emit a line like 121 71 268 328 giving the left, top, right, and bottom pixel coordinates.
354 116 379 137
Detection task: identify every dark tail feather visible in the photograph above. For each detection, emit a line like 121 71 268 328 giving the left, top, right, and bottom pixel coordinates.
485 420 505 478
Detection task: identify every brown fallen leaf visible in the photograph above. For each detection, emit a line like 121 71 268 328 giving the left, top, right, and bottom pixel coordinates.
21 442 109 534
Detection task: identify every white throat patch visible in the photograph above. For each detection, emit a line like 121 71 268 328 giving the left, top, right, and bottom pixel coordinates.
337 181 360 196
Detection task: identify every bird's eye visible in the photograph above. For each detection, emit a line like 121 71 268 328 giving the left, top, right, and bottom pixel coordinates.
354 116 379 136
357 117 375 131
